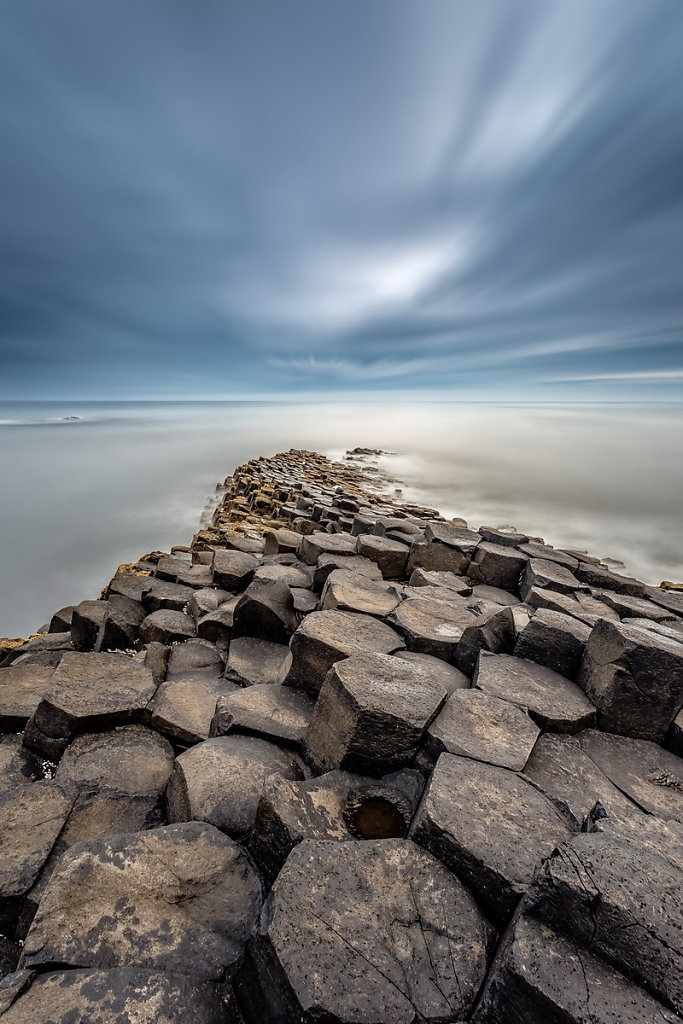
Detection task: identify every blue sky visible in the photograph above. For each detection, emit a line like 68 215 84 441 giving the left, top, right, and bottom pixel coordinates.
1 0 682 400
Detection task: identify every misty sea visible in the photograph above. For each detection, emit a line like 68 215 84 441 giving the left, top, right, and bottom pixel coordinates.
1 400 681 637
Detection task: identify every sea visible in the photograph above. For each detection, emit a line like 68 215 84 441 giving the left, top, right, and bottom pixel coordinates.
1 400 681 638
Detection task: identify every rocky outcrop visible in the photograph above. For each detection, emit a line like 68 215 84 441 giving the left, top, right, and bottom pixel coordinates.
0 446 682 1022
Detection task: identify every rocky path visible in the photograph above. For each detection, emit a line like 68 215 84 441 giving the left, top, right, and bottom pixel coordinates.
0 447 682 1023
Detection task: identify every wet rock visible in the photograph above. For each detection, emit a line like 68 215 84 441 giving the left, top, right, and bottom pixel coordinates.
23 652 157 761
263 527 301 555
454 605 516 676
411 752 574 924
196 600 238 646
0 664 55 731
424 689 539 770
320 568 401 618
166 735 305 840
0 737 40 791
96 594 146 652
471 913 680 1024
55 725 174 796
150 676 240 746
140 579 195 613
232 579 298 644
211 684 315 749
519 559 585 601
166 637 224 680
355 534 409 579
299 532 357 565
236 838 494 1024
409 567 473 593
474 651 596 733
407 524 482 576
575 728 683 821
224 636 292 687
21 821 263 981
0 782 74 933
468 542 528 592
578 618 683 740
573 562 646 597
140 609 196 646
525 814 683 1015
285 610 404 695
305 652 447 775
71 599 108 651
211 549 259 591
0 968 232 1024
250 769 424 882
312 552 383 592
513 608 591 679
387 596 479 660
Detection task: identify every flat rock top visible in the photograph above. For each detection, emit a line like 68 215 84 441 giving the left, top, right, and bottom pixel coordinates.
427 689 539 771
262 837 493 1023
474 651 595 729
294 610 404 654
332 652 448 722
0 664 56 720
21 820 263 980
45 652 157 715
390 597 478 640
55 725 175 795
0 782 74 899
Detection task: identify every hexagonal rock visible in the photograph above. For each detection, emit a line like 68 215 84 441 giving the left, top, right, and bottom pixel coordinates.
232 579 298 645
424 689 539 770
140 609 196 645
354 534 409 579
108 572 151 603
471 914 680 1024
468 542 528 592
305 652 447 776
573 561 646 597
71 599 108 651
250 769 425 882
518 558 585 601
524 815 683 1015
211 684 315 749
411 753 574 924
20 821 263 981
285 610 404 695
210 549 259 591
263 527 301 555
298 531 357 565
152 676 241 747
409 567 473 593
407 524 482 576
575 728 683 822
387 596 481 661
186 586 232 620
646 586 683 616
471 583 522 606
393 650 470 693
0 782 74 933
94 594 146 652
140 579 195 613
516 542 579 570
0 969 231 1024
524 584 616 626
320 569 401 619
196 602 238 646
0 737 40 791
0 664 55 731
253 562 312 589
224 636 292 687
166 735 305 840
578 618 683 740
166 638 224 680
513 608 591 680
312 552 383 592
236 838 494 1024
453 604 516 677
474 651 596 733
524 733 642 828
23 652 157 761
592 589 678 623
478 526 529 547
55 725 175 796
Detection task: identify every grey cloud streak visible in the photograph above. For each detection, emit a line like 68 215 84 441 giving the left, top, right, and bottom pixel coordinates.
0 0 682 398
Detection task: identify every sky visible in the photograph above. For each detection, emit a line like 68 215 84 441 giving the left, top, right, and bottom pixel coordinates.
1 0 682 401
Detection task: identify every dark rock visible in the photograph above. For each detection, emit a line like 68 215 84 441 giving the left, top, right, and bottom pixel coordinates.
138 641 168 686
513 608 591 679
253 562 312 589
524 814 683 1015
0 664 56 731
0 782 74 933
48 605 74 633
471 583 522 606
0 737 40 791
474 651 596 733
424 689 539 770
186 586 232 620
592 589 678 622
516 542 579 571
250 769 424 882
166 735 305 840
312 552 383 592
196 601 238 646
285 610 404 695
411 752 574 924
0 968 232 1024
20 821 263 981
409 567 473 593
578 618 683 740
71 599 108 651
299 532 357 565
479 526 529 547
166 638 224 680
519 559 585 601
573 562 646 597
236 837 494 1024
140 609 196 645
305 652 447 775
140 579 195 613
55 725 174 796
407 524 482 576
355 534 409 578
263 527 301 555
320 568 401 618
291 586 318 615
232 579 298 645
393 650 471 691
96 594 146 652
108 572 152 602
471 913 680 1024
387 596 480 660
23 652 157 761
150 676 240 745
224 636 292 687
211 684 315 748
468 542 528 591
669 708 683 757
524 585 617 626
645 586 683 616
453 604 516 676
211 549 259 591
153 553 192 582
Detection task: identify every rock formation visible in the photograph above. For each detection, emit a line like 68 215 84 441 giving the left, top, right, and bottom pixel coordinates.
0 446 682 1023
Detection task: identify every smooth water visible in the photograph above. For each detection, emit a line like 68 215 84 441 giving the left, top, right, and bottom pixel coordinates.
0 400 681 637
